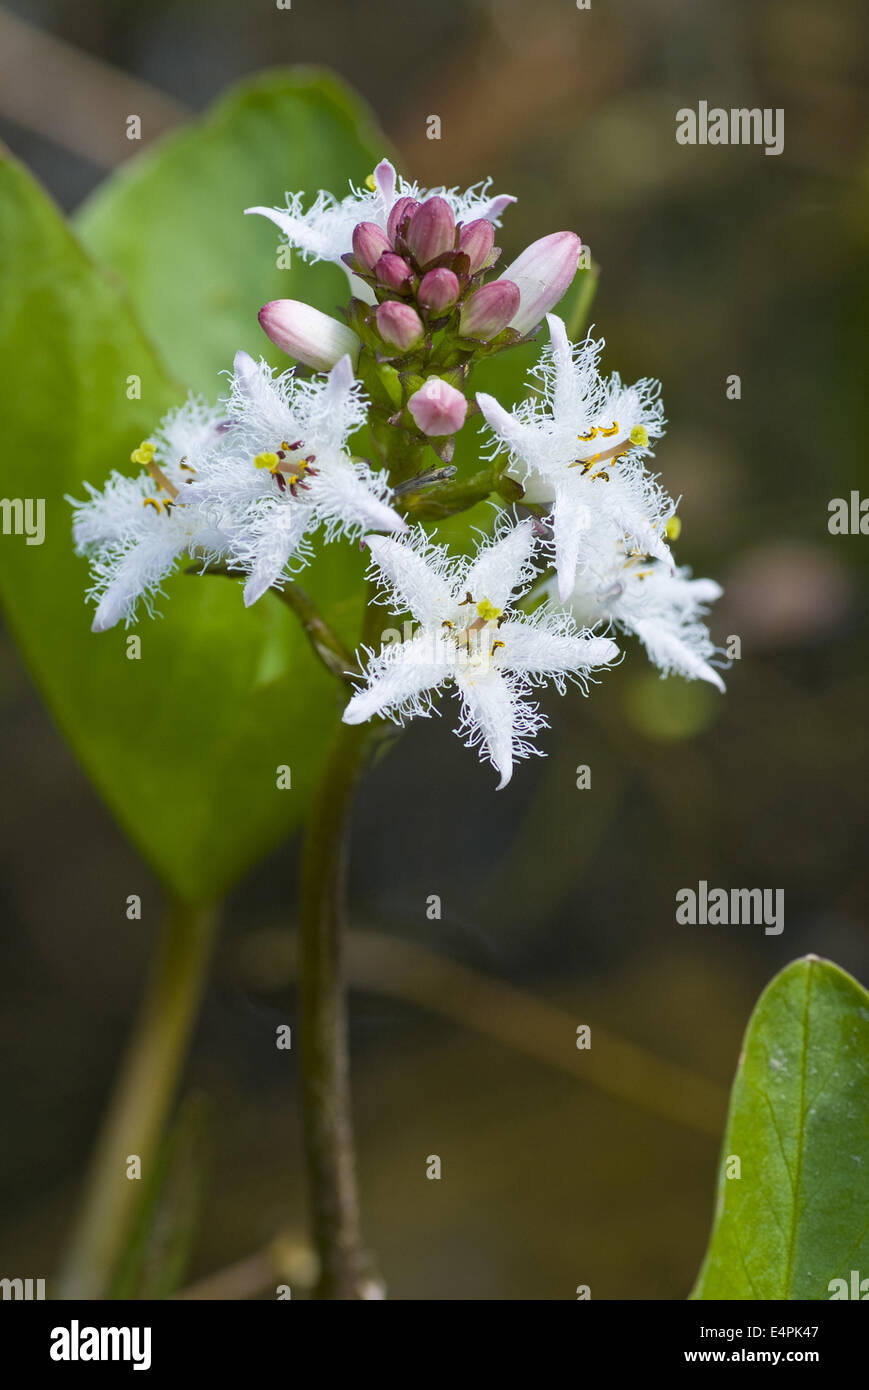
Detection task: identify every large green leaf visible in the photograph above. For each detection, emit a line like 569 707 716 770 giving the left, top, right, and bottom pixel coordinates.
692 955 869 1299
75 68 390 393
0 138 373 904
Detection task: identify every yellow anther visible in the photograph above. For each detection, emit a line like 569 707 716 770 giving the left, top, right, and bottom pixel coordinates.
365 173 377 191
476 598 503 622
577 427 598 442
143 497 161 513
599 421 619 437
441 619 454 630
491 639 505 654
665 515 682 541
255 452 280 471
131 441 156 466
630 425 649 448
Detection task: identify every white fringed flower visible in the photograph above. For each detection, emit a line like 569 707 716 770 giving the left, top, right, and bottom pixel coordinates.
553 528 725 690
343 517 619 787
246 157 515 284
70 398 230 632
186 351 406 606
477 314 672 601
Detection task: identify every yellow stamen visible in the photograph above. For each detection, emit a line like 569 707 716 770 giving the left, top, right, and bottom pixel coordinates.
365 173 377 192
599 420 619 437
143 497 161 513
577 427 598 442
491 639 505 654
131 440 156 466
665 515 682 541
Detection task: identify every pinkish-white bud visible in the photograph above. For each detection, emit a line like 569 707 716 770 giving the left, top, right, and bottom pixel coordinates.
405 197 456 267
458 279 521 340
418 268 460 315
408 377 468 436
501 231 582 334
376 301 425 352
352 221 392 273
375 251 414 291
258 300 360 372
387 195 420 246
457 218 496 273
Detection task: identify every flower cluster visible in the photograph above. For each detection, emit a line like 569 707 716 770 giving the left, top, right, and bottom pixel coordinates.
72 157 724 785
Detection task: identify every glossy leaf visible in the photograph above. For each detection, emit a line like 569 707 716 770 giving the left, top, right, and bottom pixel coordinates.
0 118 377 903
692 955 869 1299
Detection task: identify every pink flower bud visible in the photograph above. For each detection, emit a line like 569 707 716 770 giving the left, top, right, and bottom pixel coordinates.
457 218 496 273
418 268 460 315
352 221 392 273
501 231 582 334
405 197 456 266
458 279 521 340
376 301 425 352
407 377 468 436
375 251 414 291
387 195 420 246
258 300 360 372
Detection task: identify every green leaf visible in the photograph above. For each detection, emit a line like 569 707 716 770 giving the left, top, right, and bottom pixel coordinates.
691 955 869 1299
75 67 391 393
0 142 368 904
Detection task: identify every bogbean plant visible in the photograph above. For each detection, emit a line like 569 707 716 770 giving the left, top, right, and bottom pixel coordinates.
71 157 724 1295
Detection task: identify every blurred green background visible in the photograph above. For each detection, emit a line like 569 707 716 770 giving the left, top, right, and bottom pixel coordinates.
0 0 867 1298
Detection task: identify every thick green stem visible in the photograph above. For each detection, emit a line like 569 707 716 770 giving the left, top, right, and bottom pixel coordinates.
56 899 218 1299
298 715 378 1299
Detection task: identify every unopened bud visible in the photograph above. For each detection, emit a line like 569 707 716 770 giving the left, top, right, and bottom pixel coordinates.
375 252 414 291
458 279 521 340
457 218 496 273
405 197 456 266
352 221 392 273
407 377 468 436
418 268 460 315
387 196 420 246
258 300 360 372
501 231 582 334
376 301 425 352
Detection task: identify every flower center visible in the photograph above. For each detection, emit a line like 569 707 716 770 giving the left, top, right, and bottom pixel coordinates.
254 441 319 495
570 422 649 481
441 592 506 659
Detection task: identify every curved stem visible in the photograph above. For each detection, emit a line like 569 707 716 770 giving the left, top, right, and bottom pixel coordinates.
298 716 379 1299
56 898 218 1299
